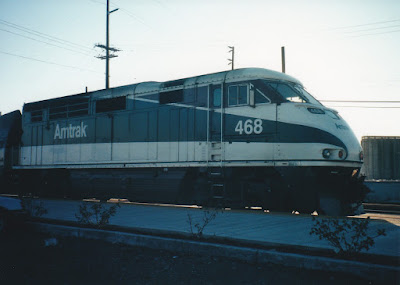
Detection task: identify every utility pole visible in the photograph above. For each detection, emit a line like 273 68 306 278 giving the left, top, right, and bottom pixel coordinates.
281 46 286 73
95 0 120 89
228 46 235 70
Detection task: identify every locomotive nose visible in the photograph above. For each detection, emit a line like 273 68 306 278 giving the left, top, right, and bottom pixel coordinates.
325 110 363 163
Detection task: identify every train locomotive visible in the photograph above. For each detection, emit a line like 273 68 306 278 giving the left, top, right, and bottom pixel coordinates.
0 68 365 215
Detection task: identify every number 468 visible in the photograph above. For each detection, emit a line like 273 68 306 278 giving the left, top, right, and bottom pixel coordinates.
235 119 263 135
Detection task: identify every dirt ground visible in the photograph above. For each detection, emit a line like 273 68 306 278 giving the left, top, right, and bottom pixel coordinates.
0 225 389 284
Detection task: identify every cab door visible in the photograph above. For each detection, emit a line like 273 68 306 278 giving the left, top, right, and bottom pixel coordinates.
223 82 277 161
208 84 223 161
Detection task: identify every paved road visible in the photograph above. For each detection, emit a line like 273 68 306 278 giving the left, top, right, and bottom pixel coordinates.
30 198 400 258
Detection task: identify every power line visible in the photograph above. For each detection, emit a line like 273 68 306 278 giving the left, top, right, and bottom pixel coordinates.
323 19 400 38
321 100 400 103
149 0 176 15
87 0 152 29
327 106 400 109
0 28 94 57
0 50 101 74
119 8 153 29
323 99 400 109
89 0 106 5
322 99 400 109
349 29 400 37
344 24 400 34
0 19 93 53
327 19 400 30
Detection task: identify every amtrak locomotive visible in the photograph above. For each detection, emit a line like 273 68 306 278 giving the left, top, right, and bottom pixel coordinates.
0 68 364 215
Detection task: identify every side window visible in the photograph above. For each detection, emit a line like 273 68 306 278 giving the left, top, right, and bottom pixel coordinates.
255 89 271 104
213 88 221 107
238 85 247 105
228 85 248 106
228 86 237 106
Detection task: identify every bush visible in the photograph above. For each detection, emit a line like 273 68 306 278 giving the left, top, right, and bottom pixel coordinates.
187 209 220 238
75 202 120 228
310 216 386 257
23 197 48 217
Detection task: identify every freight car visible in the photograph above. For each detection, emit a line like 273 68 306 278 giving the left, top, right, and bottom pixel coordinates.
361 136 400 180
0 68 365 215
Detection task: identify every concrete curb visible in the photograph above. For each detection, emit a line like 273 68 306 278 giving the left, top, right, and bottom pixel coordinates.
34 222 399 282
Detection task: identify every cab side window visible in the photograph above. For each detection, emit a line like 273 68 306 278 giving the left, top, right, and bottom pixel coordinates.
228 85 248 106
255 89 271 104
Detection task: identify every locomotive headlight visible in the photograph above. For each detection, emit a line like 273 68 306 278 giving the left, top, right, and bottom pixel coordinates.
322 149 331 159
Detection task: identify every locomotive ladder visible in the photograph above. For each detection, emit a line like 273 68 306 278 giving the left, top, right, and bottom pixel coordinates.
208 167 225 204
207 84 225 205
208 142 225 203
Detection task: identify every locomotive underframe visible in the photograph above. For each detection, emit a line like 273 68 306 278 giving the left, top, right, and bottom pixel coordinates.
4 165 364 215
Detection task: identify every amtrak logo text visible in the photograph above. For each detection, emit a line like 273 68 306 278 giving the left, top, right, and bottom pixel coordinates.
54 122 87 140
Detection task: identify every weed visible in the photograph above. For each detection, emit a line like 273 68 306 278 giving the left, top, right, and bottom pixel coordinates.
187 209 220 238
310 216 386 257
75 202 120 227
23 197 48 217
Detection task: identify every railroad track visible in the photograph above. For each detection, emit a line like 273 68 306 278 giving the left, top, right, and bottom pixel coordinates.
363 203 400 215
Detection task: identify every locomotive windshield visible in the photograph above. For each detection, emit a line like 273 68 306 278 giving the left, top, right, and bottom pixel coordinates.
254 80 321 105
292 84 321 105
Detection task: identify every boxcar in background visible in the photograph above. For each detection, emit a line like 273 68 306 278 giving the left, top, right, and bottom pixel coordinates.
361 136 400 180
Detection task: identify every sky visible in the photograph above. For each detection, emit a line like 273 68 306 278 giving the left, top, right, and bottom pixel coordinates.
0 0 399 142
